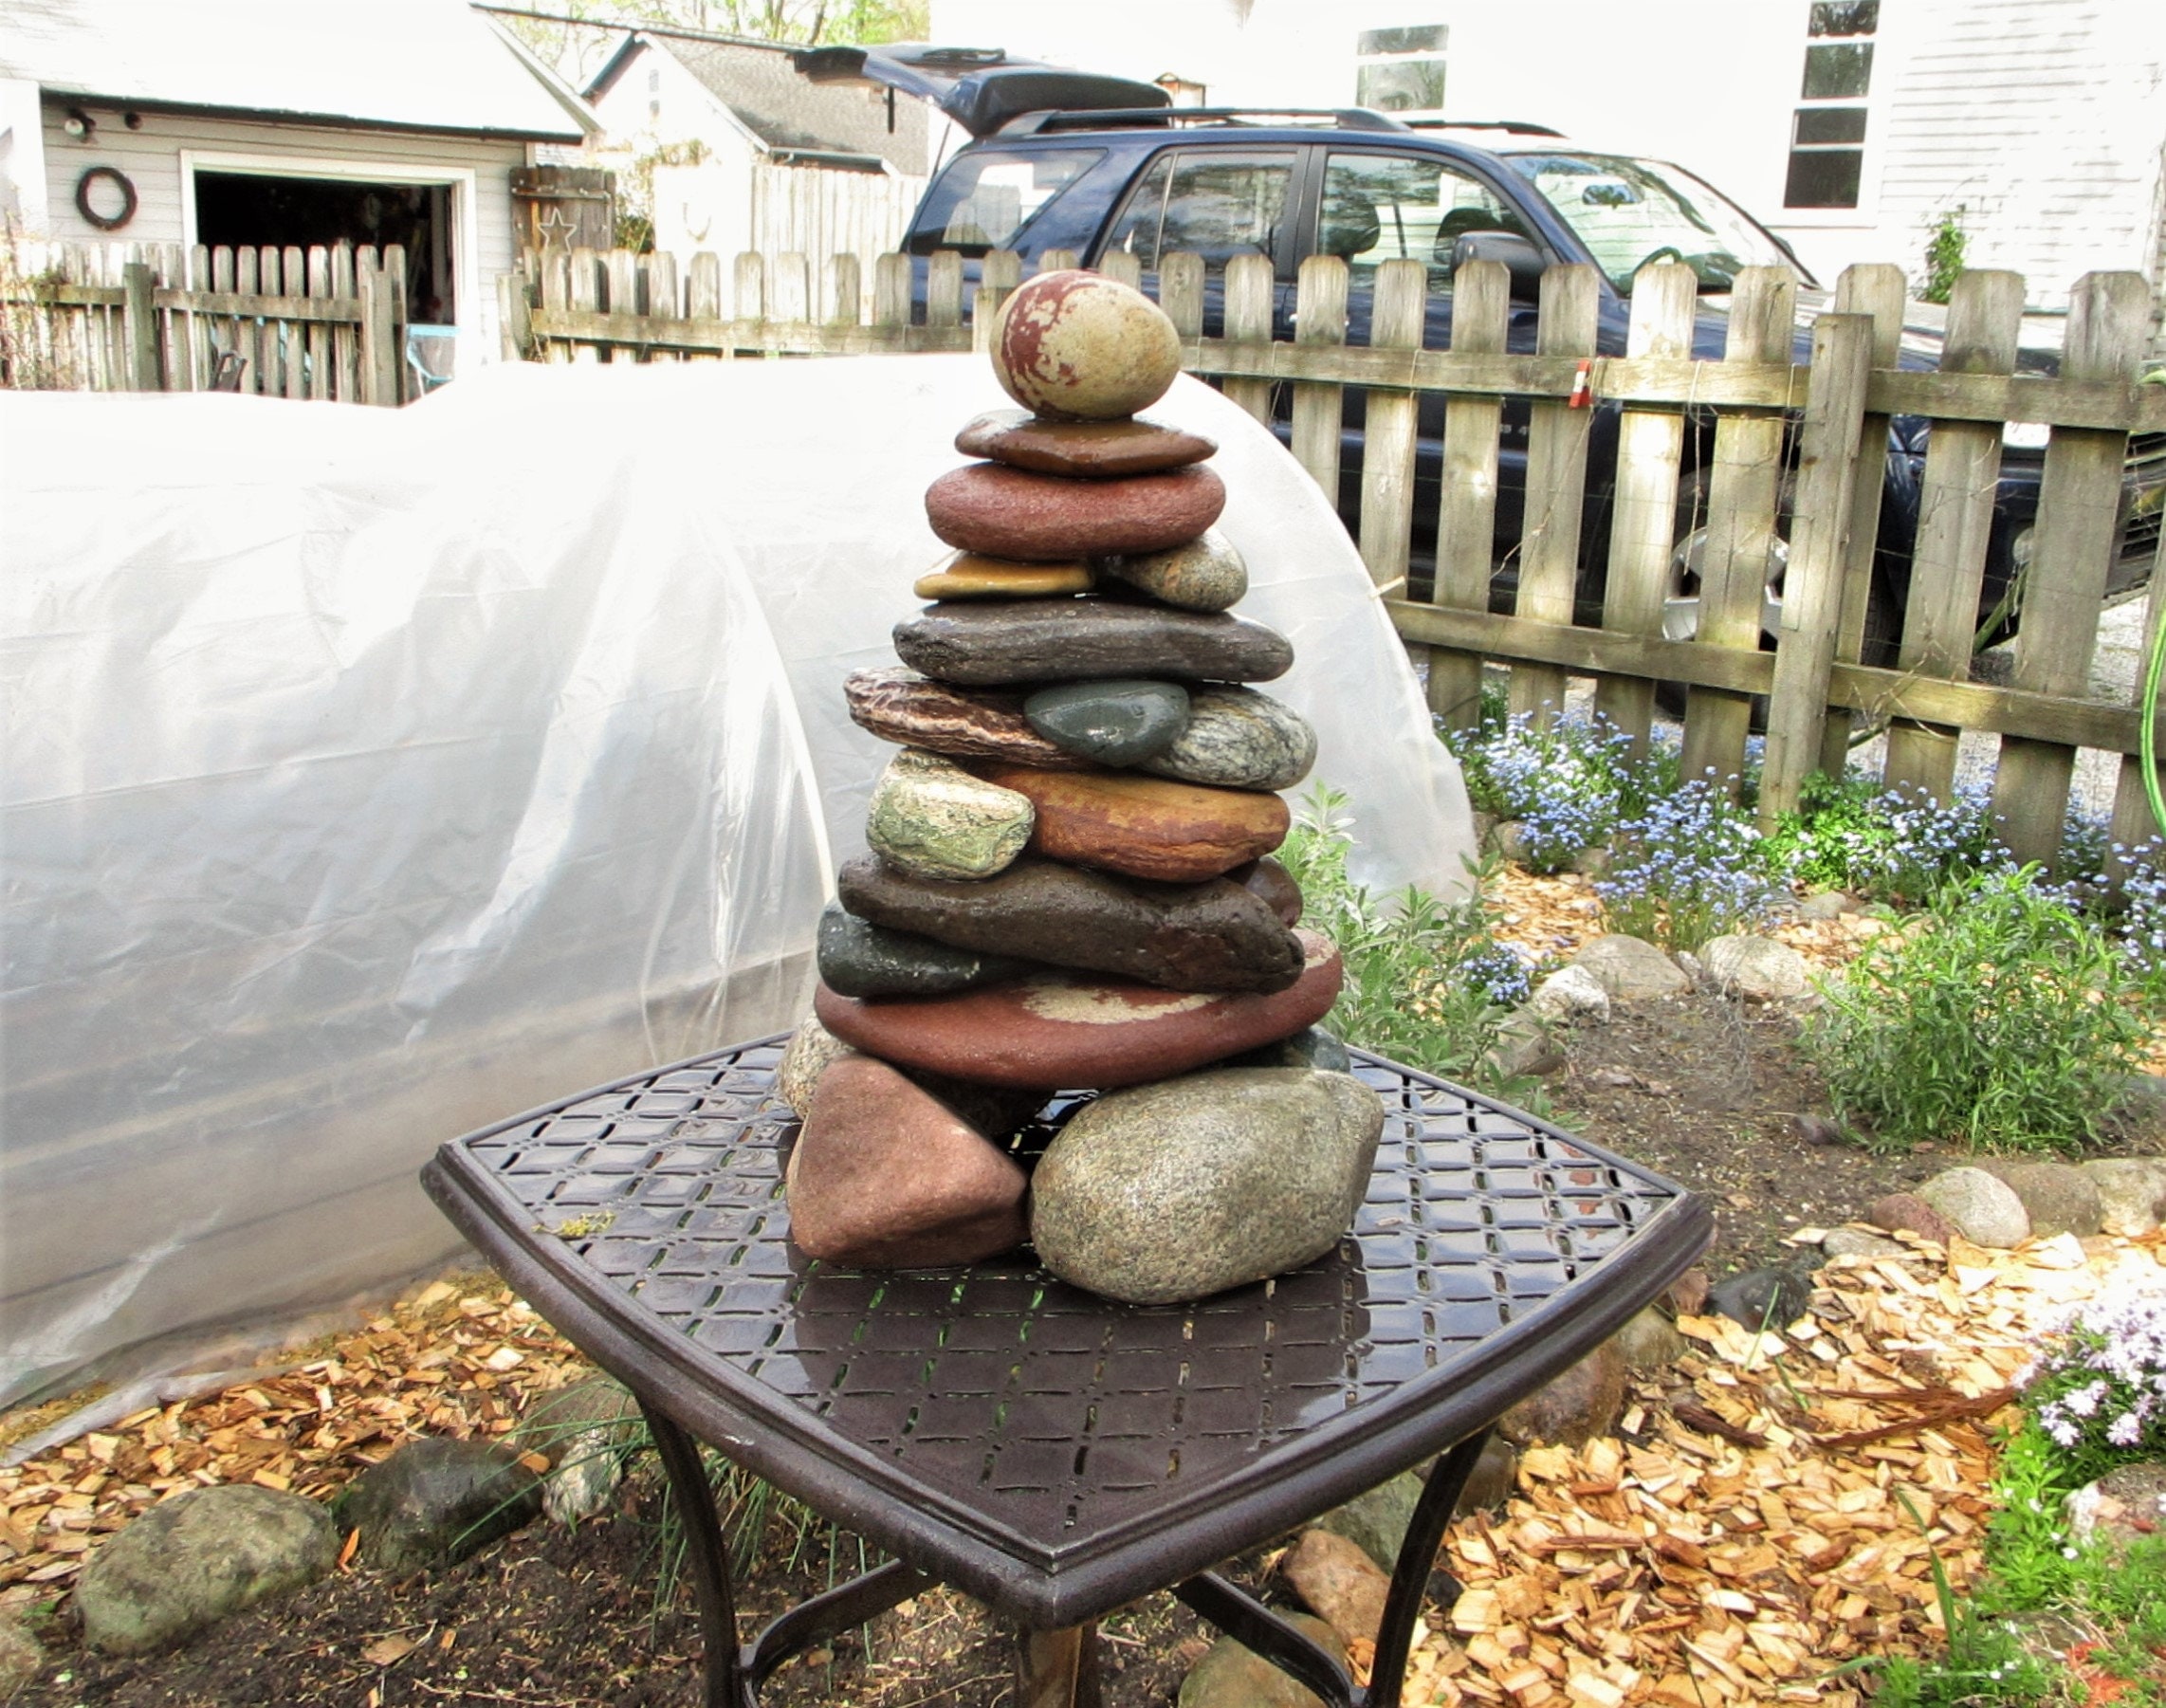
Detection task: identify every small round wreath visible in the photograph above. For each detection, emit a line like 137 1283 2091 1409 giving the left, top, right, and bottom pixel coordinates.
75 165 138 231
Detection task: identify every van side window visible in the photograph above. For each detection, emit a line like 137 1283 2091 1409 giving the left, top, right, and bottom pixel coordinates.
1103 149 1297 271
1319 152 1531 293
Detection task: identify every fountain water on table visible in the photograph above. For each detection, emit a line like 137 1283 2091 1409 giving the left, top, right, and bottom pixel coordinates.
775 271 1384 1306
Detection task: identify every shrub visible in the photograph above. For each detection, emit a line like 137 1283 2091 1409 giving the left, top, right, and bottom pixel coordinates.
1595 777 1777 950
2023 1288 2166 1481
1761 771 2012 906
1805 867 2152 1153
1442 710 1655 874
1276 786 1539 1090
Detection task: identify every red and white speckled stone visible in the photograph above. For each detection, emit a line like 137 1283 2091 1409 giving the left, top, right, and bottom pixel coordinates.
990 270 1184 421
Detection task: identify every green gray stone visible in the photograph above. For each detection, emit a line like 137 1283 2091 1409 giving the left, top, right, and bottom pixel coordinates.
1315 1470 1423 1572
1023 677 1190 766
1179 1611 1342 1708
1102 527 1249 613
1143 686 1316 792
1030 1068 1385 1305
1222 1026 1351 1073
864 747 1034 880
79 1484 336 1654
332 1438 542 1572
817 904 1034 1000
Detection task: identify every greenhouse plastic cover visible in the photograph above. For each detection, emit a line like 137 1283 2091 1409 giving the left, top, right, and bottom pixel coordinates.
0 355 1474 1407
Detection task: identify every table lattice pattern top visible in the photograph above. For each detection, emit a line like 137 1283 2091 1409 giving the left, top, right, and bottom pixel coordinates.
454 1038 1685 1552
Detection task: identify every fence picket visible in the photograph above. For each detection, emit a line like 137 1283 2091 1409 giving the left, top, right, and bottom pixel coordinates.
1291 255 1350 505
872 253 910 330
1882 270 2025 803
1159 251 1205 344
688 251 725 361
975 249 1020 354
1761 311 1874 823
282 247 307 398
645 252 681 361
927 250 963 328
774 251 810 328
1097 250 1142 290
1820 263 1908 778
1038 249 1078 274
1990 271 2154 868
1221 255 1276 426
1593 261 1698 748
1680 266 1796 786
1356 260 1426 591
1510 265 1603 725
569 246 605 364
831 252 862 327
1426 260 1511 732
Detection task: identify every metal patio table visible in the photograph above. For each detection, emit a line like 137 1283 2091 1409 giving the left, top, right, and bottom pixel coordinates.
421 1035 1709 1708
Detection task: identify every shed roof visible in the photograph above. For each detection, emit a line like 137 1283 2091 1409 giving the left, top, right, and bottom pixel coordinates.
0 0 593 140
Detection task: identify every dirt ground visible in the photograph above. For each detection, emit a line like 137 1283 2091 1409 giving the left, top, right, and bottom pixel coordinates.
9 909 2161 1707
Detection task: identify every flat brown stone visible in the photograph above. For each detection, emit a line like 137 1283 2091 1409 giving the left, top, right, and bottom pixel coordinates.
893 599 1293 688
843 667 1096 771
785 1056 1029 1268
925 463 1224 561
954 410 1216 478
912 552 1093 602
835 853 1305 992
814 931 1343 1089
971 763 1289 882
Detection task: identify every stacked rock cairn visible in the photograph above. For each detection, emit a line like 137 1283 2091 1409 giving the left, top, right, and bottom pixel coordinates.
774 270 1386 1307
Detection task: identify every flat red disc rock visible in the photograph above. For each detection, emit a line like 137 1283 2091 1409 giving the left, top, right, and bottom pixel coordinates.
813 931 1343 1090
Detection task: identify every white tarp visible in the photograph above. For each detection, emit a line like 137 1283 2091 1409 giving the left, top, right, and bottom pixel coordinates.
0 354 1473 1405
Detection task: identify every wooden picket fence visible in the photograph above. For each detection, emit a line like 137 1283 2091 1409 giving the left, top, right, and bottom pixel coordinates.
0 238 410 405
502 241 2166 869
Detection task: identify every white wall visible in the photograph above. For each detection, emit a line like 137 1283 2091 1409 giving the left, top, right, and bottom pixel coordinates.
35 100 526 358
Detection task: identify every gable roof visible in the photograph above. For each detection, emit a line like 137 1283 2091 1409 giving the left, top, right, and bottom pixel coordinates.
587 30 923 174
0 0 593 140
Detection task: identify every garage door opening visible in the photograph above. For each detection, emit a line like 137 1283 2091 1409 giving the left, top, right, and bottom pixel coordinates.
193 170 457 325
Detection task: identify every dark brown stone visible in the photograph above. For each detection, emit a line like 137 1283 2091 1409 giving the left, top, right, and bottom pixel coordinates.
954 409 1216 478
814 933 1344 1089
925 463 1224 561
1865 1191 1960 1246
970 763 1289 883
785 1056 1028 1268
893 599 1293 689
835 854 1306 993
1496 1339 1627 1449
843 667 1096 771
1231 856 1304 927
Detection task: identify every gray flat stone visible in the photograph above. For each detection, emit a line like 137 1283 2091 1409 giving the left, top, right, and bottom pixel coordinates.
2083 1157 2166 1236
1530 965 1609 1023
1613 1304 1687 1371
816 904 1035 1001
1820 1226 1914 1260
1140 686 1316 792
333 1438 542 1573
1701 933 1812 1001
1023 678 1190 766
1570 935 1689 1003
1973 1160 2104 1239
1180 1610 1342 1708
1031 1068 1384 1305
1917 1166 2031 1248
894 598 1293 688
1709 1264 1815 1331
1098 527 1249 612
79 1484 336 1655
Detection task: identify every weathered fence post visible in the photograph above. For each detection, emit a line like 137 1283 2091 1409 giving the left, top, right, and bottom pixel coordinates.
974 249 1020 354
1760 310 1873 826
872 252 910 333
1509 264 1601 726
1356 258 1427 592
1425 259 1509 732
1290 254 1349 504
357 258 399 406
1593 260 1698 751
1881 269 2024 803
1221 254 1276 427
927 249 964 332
1157 249 1205 347
1989 271 2153 869
2107 536 2166 857
120 260 159 390
1680 266 1795 789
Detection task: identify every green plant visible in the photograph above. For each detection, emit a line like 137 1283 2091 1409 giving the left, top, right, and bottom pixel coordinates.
1596 777 1776 950
1805 867 2151 1153
1277 785 1540 1093
2023 1289 2166 1480
1921 205 1969 305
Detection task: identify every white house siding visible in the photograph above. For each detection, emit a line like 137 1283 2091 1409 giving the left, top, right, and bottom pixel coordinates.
37 101 528 355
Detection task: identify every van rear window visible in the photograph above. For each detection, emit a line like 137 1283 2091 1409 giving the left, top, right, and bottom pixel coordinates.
906 150 1105 256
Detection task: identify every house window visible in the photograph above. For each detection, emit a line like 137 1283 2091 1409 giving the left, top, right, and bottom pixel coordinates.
1353 25 1446 118
1784 0 1877 209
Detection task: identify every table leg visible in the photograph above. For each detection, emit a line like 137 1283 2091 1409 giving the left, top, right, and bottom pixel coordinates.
1016 1624 1103 1708
1368 1426 1496 1708
637 1398 743 1708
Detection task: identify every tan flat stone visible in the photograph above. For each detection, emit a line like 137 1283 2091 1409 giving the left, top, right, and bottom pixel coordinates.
912 552 1093 601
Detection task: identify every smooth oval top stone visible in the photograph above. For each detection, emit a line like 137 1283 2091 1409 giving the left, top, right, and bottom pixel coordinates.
1022 678 1190 767
1142 685 1318 792
816 931 1343 1089
973 763 1290 884
816 903 1037 1001
895 599 1294 689
836 853 1305 993
844 667 1096 771
787 1056 1029 1269
913 551 1093 602
926 462 1224 562
864 747 1034 881
990 270 1183 420
1029 1066 1386 1305
1097 528 1249 613
956 409 1216 478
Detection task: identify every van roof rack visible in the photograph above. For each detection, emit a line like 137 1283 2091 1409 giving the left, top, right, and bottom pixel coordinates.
1401 119 1568 137
1000 105 1413 137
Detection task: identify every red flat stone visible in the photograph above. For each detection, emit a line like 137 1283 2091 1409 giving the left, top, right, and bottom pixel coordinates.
925 463 1225 561
813 931 1343 1090
785 1056 1029 1268
955 410 1217 478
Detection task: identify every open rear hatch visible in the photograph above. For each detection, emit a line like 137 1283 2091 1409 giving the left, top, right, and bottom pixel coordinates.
791 43 1169 137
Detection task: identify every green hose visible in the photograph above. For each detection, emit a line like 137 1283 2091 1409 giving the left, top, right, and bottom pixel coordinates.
2146 596 2166 836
